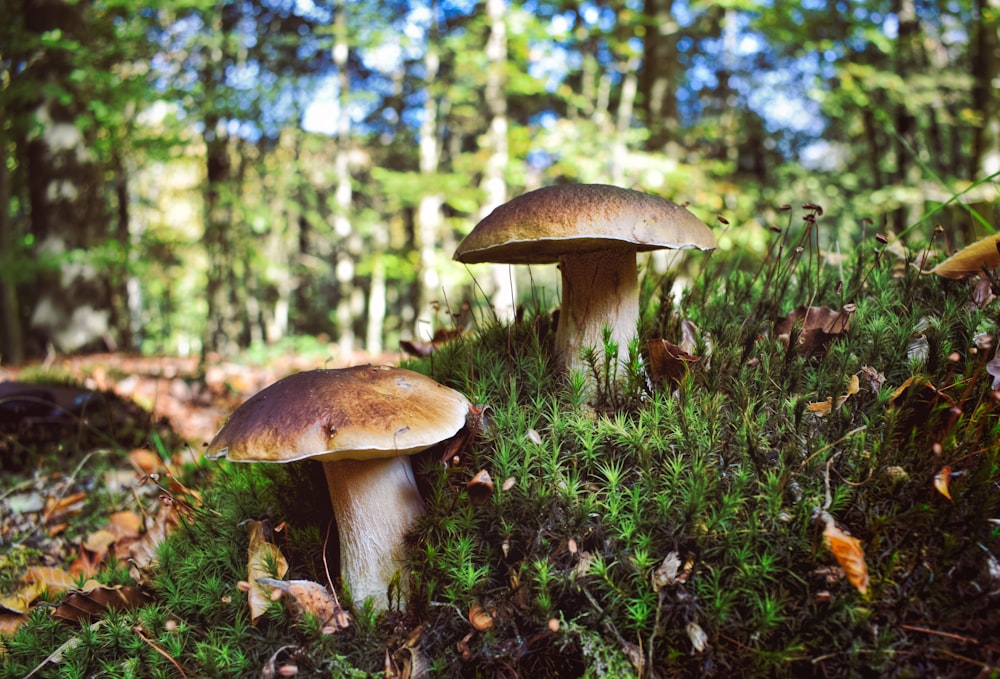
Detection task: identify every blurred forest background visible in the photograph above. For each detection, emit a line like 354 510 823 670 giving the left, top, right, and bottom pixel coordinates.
1 0 998 366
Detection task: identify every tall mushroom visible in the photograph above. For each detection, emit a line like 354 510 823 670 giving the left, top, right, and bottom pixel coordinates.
455 184 716 380
206 365 470 611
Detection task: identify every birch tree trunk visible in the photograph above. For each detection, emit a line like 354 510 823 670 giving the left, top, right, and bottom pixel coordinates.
332 3 358 357
415 8 444 340
478 0 515 324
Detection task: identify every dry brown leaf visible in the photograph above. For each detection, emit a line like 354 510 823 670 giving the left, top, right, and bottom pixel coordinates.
647 338 701 387
247 521 289 624
23 566 79 594
775 305 855 356
257 578 349 632
43 491 88 525
823 522 870 595
930 233 1000 280
128 448 165 476
934 466 953 501
468 602 495 631
0 611 27 635
0 582 44 615
51 585 153 622
651 552 682 592
128 499 185 582
83 529 117 556
808 374 861 416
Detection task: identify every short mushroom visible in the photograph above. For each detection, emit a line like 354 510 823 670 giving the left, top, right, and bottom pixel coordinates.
454 184 716 380
205 365 470 611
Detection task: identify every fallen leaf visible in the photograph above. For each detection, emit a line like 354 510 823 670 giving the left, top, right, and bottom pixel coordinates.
400 328 463 358
23 566 79 594
930 233 1000 279
51 584 153 622
128 448 165 476
775 305 855 356
468 602 494 631
128 499 185 583
247 521 289 624
647 339 700 387
823 522 869 595
808 374 861 416
934 466 953 500
651 552 682 592
686 621 708 653
257 578 350 632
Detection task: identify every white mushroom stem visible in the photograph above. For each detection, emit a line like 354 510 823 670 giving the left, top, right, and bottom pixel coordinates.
322 456 424 611
556 246 639 378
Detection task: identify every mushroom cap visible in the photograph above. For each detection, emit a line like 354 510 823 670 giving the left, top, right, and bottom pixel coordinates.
454 184 717 265
205 365 470 463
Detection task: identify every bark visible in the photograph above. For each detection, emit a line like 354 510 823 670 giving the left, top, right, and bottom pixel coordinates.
640 0 680 154
24 0 113 355
478 0 515 323
0 134 24 363
970 0 1000 180
414 14 444 341
332 2 358 357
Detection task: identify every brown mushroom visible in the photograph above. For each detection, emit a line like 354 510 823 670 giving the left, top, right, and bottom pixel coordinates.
206 365 470 611
455 184 716 381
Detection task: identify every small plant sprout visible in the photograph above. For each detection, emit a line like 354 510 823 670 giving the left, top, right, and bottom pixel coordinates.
206 365 471 611
454 184 716 390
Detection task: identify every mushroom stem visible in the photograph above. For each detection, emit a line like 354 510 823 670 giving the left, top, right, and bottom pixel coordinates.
322 456 425 611
556 247 639 378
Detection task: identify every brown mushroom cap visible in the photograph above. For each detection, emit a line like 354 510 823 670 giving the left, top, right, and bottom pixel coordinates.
205 365 470 463
454 184 717 265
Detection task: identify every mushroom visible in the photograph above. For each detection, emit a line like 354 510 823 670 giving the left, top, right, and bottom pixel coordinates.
206 365 470 611
454 184 716 380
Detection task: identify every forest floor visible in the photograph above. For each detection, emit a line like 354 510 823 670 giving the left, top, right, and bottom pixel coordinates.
1 348 402 447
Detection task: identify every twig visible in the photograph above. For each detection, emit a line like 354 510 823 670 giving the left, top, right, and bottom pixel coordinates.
133 625 190 678
900 624 979 645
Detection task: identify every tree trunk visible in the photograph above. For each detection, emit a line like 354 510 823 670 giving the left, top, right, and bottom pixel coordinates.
0 132 24 363
970 0 1000 180
24 0 113 356
640 0 680 154
332 2 358 357
478 0 515 324
414 12 445 340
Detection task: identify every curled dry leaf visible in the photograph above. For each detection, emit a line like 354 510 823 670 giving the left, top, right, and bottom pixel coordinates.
647 339 700 388
128 499 186 583
246 521 289 624
468 601 495 631
775 305 855 356
652 552 682 592
930 233 1000 280
933 465 953 500
822 521 870 595
51 584 153 622
686 621 709 653
807 374 860 416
